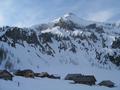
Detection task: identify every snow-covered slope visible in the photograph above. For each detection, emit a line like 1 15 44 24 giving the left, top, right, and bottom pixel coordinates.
0 13 120 71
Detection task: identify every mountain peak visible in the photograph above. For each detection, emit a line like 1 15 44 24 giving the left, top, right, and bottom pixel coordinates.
53 12 78 23
63 12 77 18
61 12 93 26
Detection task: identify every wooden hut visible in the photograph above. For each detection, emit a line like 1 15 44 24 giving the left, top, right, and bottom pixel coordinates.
98 80 115 87
14 69 34 78
65 74 96 85
0 70 13 80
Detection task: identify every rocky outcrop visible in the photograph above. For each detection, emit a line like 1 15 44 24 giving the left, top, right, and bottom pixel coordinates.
112 37 120 49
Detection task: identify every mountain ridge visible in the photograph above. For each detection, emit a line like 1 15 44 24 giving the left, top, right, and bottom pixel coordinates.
0 13 120 71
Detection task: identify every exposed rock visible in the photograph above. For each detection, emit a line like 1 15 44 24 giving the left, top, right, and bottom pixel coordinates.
54 18 80 31
0 48 7 64
86 23 96 29
108 52 120 67
112 37 120 49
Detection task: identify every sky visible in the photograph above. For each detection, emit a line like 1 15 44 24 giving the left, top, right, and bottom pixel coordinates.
0 0 120 27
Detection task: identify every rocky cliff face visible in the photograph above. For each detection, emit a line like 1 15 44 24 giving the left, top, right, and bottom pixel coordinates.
0 13 120 71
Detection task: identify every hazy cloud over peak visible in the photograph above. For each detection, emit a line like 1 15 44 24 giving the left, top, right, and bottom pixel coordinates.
86 10 114 22
0 0 120 27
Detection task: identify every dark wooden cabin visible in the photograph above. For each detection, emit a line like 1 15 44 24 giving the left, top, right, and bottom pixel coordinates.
14 69 34 78
0 70 13 80
34 72 60 79
65 74 96 85
98 80 115 87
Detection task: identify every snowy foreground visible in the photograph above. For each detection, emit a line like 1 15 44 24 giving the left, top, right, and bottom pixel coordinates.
0 77 119 90
0 66 120 90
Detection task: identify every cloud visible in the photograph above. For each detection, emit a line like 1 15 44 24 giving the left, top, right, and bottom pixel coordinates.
86 10 114 22
0 15 5 26
0 15 4 22
0 0 120 26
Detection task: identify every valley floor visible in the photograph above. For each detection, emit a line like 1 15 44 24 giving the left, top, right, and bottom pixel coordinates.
0 66 120 90
0 76 120 90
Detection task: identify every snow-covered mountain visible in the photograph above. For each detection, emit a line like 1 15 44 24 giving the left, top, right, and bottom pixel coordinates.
0 13 120 90
0 13 120 72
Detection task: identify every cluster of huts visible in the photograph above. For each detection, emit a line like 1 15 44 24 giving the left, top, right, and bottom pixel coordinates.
0 69 115 88
0 69 60 80
64 74 115 87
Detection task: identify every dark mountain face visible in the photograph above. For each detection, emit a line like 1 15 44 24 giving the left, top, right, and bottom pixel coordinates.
54 18 82 31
